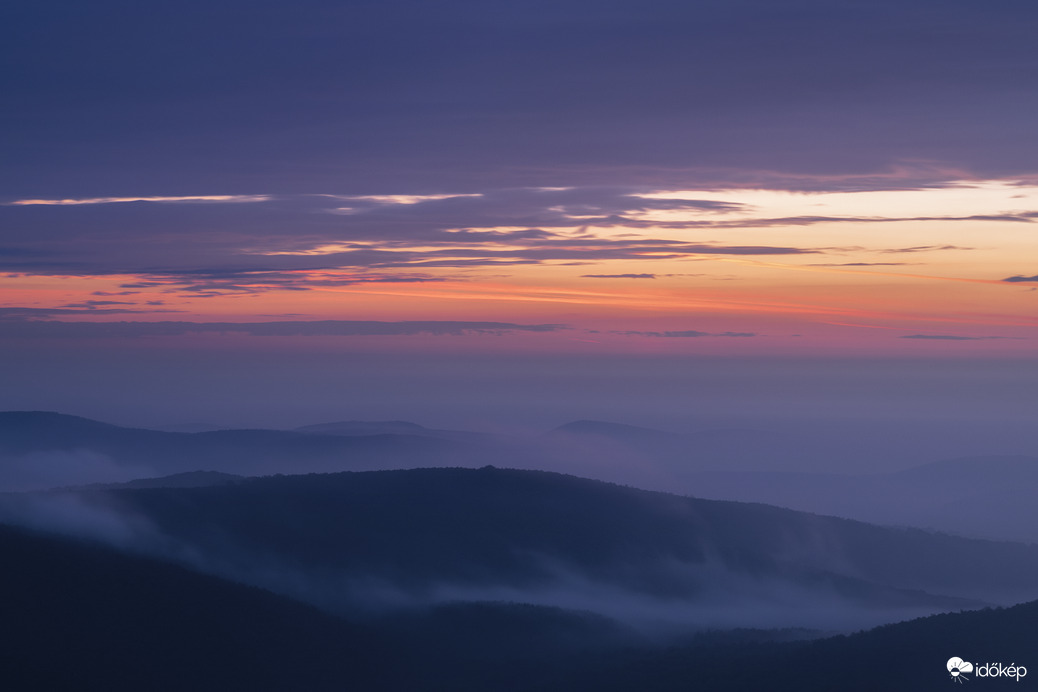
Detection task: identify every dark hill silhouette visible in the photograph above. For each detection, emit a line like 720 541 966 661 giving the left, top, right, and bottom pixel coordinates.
12 467 1038 632
5 517 1036 691
6 412 1038 545
16 518 1038 692
0 412 811 492
0 411 478 484
0 523 396 691
566 599 1038 691
65 470 245 491
0 522 659 691
0 411 169 452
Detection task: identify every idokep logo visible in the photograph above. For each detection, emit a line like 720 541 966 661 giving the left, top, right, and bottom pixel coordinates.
947 657 1028 683
948 658 974 683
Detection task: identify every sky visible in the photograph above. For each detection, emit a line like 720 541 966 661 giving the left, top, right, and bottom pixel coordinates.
2 0 1037 438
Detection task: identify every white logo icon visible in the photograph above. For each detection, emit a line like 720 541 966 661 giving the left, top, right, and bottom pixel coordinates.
948 657 974 683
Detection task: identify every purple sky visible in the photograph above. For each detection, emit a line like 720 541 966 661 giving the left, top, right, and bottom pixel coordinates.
2 0 1037 450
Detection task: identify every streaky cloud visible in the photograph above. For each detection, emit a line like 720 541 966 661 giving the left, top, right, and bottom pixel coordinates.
900 334 1018 341
808 262 911 267
1003 275 1038 283
0 307 178 320
612 330 756 338
338 193 483 205
717 213 1037 228
114 270 452 296
880 245 974 254
6 195 271 206
0 318 567 339
60 300 136 308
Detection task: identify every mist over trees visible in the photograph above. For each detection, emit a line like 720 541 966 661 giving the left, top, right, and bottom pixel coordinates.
3 411 1038 689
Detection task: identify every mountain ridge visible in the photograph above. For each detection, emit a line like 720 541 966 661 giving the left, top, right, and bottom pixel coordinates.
7 466 1037 632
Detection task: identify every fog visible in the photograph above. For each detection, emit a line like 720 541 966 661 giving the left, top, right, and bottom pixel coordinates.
2 343 1036 475
0 451 154 493
4 466 1036 640
0 490 970 634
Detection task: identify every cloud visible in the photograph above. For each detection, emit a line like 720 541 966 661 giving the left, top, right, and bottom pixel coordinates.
0 183 1025 290
0 186 820 280
332 193 484 205
0 247 53 258
0 307 170 320
9 0 1038 207
0 450 153 493
0 492 165 551
713 213 1036 228
612 330 756 338
581 274 657 279
6 195 271 206
808 262 912 267
309 187 758 241
1003 275 1038 283
351 241 815 266
880 245 974 254
60 300 137 308
113 270 453 296
0 319 568 339
899 334 1018 341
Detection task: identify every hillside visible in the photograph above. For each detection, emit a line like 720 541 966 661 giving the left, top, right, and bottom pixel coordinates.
8 412 1038 547
8 467 1038 633
0 524 395 691
566 599 1038 691
0 411 474 487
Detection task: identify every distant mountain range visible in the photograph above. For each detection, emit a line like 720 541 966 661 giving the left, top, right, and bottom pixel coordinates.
5 414 1038 689
0 411 471 484
3 411 1037 544
63 470 245 491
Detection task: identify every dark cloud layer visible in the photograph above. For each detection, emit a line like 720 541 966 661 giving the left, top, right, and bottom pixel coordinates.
613 330 757 338
0 187 829 281
900 334 1018 341
4 0 1038 201
0 307 172 320
0 181 1028 286
0 318 566 339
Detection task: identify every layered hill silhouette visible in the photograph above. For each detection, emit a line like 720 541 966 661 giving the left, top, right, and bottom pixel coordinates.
7 467 1038 633
4 413 1036 687
0 411 476 487
0 523 396 691
6 518 1036 691
561 599 1038 691
5 411 1038 543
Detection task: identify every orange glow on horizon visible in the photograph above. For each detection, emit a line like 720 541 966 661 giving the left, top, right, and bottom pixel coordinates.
3 179 1037 355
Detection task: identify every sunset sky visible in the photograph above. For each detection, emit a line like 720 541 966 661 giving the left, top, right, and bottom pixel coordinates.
2 0 1037 432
